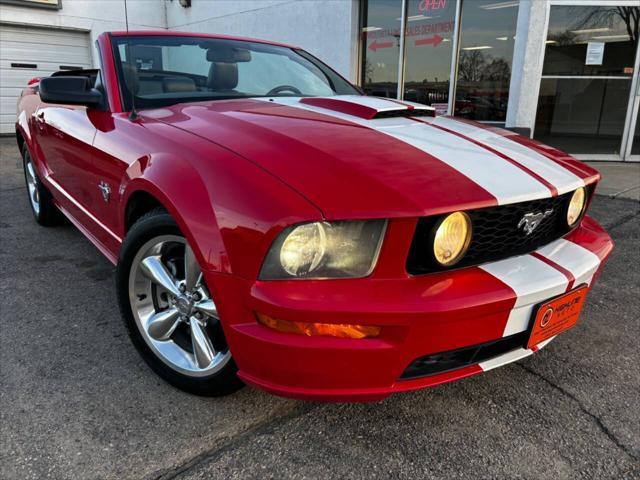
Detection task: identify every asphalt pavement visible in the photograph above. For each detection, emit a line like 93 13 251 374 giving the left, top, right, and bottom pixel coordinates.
1 137 639 479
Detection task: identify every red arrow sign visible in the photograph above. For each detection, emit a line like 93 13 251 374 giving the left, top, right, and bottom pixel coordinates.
415 34 443 47
368 40 394 52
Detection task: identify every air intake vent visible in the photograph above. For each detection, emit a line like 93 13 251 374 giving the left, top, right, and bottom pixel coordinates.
373 109 435 120
298 97 436 120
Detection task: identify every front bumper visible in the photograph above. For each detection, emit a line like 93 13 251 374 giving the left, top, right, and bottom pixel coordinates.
205 216 612 402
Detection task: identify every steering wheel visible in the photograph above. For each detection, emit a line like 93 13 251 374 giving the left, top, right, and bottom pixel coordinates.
266 85 302 96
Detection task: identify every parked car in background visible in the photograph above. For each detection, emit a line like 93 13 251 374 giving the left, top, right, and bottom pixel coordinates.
15 31 613 401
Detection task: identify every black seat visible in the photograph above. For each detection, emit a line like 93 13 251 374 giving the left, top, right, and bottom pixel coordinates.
163 76 197 93
207 62 238 92
121 63 139 95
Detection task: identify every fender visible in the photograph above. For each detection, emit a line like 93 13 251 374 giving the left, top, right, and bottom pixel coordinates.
16 111 31 147
15 96 44 168
121 146 322 280
122 152 228 275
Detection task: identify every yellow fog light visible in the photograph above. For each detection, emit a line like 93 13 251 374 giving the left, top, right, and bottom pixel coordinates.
433 211 472 266
256 313 381 339
567 187 586 227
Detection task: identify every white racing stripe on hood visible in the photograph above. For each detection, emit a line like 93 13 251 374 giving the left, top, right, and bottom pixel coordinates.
432 116 585 195
260 97 551 205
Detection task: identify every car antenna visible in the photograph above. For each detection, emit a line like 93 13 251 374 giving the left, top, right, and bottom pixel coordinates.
123 0 138 121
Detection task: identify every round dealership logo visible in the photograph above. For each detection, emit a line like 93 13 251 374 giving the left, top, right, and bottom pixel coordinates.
540 307 554 328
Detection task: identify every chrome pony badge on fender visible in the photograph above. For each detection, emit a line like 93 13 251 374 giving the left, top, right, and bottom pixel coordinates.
518 209 553 235
98 181 110 202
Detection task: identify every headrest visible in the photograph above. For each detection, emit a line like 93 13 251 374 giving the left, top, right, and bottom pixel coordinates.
207 62 238 91
121 63 139 95
163 76 197 93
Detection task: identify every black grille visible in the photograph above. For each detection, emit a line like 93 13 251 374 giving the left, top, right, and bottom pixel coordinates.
407 189 590 275
400 332 528 379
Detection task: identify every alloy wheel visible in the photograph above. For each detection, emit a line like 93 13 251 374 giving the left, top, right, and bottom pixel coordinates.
25 155 40 215
128 235 231 377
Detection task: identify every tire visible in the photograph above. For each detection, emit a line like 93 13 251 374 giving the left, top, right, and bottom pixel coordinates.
22 146 62 226
116 208 244 396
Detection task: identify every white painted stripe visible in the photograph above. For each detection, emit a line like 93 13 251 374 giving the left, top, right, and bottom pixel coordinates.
479 347 533 371
535 336 556 350
431 116 585 195
536 239 602 286
479 239 601 338
376 119 551 204
480 255 569 336
324 95 416 112
261 97 551 205
479 335 556 372
379 98 435 112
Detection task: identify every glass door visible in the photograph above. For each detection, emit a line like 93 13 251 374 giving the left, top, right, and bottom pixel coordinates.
401 0 458 109
453 0 520 122
630 107 640 159
622 43 640 161
360 0 404 98
534 4 640 160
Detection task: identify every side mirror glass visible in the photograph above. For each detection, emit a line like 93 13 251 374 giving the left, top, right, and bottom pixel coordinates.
39 76 104 108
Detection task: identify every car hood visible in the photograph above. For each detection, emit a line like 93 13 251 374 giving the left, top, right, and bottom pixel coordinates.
143 95 598 219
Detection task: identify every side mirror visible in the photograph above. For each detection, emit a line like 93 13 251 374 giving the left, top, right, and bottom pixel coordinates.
39 76 103 108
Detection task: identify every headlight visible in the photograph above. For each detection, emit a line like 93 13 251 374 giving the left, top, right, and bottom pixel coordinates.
432 211 471 266
567 187 586 227
260 220 387 279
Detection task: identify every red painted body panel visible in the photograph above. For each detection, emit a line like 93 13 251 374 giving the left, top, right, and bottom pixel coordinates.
14 31 613 402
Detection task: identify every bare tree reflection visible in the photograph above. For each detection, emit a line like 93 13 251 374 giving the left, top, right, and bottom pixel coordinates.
458 51 485 82
572 6 639 41
458 51 510 83
547 30 578 46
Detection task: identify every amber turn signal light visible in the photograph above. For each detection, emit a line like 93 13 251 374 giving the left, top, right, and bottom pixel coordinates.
256 313 381 339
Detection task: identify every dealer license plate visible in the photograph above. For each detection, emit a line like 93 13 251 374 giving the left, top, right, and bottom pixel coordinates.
527 285 589 350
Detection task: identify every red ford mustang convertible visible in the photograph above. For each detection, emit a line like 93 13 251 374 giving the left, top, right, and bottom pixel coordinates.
16 31 613 401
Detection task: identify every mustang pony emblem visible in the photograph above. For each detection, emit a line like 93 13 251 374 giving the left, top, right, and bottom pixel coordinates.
518 209 553 235
98 181 110 202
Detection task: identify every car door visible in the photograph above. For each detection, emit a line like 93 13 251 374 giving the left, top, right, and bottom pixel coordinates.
34 93 97 208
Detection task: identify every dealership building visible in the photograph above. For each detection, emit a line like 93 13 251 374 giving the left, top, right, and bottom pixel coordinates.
0 0 638 161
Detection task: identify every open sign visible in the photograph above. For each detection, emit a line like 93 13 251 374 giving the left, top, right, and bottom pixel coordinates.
418 0 447 13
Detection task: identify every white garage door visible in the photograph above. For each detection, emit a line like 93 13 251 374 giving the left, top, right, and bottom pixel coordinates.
0 24 92 134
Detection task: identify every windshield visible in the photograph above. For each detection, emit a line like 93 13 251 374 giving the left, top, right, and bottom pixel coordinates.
112 35 359 110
